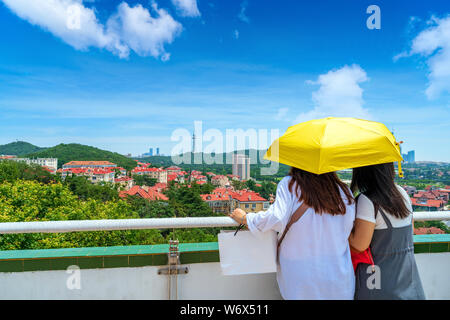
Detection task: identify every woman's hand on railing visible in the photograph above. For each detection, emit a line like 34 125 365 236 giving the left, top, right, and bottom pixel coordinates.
229 208 248 226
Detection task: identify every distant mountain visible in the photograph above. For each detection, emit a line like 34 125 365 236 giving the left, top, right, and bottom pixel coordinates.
0 141 45 156
25 143 137 170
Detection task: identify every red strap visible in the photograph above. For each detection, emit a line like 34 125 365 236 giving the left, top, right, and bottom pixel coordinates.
277 202 309 262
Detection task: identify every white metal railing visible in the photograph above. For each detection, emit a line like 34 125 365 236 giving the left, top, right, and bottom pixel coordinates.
0 211 448 235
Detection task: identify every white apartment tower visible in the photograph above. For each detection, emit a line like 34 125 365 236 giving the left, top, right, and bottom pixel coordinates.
232 153 250 181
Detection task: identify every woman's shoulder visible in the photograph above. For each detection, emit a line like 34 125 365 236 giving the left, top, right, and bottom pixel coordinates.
279 175 293 186
356 193 374 210
276 176 293 193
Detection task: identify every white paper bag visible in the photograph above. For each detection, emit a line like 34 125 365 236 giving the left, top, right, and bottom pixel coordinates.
218 230 278 275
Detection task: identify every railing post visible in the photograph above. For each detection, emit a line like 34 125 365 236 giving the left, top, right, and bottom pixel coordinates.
157 240 188 300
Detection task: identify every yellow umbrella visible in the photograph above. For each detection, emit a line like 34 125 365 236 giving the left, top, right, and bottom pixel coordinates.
264 117 404 176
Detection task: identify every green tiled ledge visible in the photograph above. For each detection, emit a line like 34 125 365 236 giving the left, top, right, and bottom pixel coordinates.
413 234 450 254
0 235 448 273
0 242 219 273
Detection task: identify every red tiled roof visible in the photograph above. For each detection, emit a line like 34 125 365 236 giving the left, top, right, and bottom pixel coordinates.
63 168 87 174
115 177 133 182
132 167 166 173
201 188 267 203
211 175 227 180
62 167 115 175
232 190 267 202
167 174 178 182
414 227 445 235
119 185 168 201
201 193 233 201
41 166 54 173
64 161 116 166
411 198 444 208
153 182 168 190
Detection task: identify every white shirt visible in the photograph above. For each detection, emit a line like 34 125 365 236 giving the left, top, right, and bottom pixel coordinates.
356 185 413 229
246 176 356 300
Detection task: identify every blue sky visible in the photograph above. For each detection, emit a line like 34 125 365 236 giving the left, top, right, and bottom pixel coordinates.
0 0 449 161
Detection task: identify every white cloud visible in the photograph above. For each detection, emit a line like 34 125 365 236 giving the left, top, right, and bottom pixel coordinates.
234 29 239 39
171 0 200 17
295 65 370 123
2 0 182 60
2 0 112 50
107 2 182 59
396 15 450 99
238 1 249 24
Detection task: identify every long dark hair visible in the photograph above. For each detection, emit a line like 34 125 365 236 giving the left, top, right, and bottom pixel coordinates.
288 167 354 215
350 163 410 219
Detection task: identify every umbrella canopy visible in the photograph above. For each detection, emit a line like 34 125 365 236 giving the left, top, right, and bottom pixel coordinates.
264 117 403 175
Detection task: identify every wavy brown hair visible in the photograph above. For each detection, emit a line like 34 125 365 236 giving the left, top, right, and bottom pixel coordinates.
288 167 354 215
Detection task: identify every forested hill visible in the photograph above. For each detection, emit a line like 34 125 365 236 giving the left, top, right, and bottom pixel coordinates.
0 141 45 156
25 143 137 170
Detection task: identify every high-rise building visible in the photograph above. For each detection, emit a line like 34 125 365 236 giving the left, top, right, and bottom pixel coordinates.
232 153 250 181
402 150 415 163
156 148 160 156
149 148 153 156
407 150 415 163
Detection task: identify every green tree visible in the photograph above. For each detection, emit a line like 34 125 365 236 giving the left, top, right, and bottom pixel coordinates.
0 160 57 184
132 174 157 187
63 175 119 202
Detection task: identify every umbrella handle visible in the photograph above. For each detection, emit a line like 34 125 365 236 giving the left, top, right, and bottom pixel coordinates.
395 141 404 178
397 161 404 178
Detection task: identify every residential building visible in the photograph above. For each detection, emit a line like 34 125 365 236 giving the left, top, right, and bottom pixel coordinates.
114 176 134 190
211 175 230 188
63 161 116 169
402 185 417 196
189 173 207 183
59 167 115 184
3 157 58 172
201 188 269 214
131 167 168 184
232 153 250 181
200 188 238 214
233 189 270 213
411 188 448 211
166 166 182 174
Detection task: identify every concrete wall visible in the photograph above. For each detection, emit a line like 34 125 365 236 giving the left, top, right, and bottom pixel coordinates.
0 262 281 300
415 252 450 300
0 253 448 300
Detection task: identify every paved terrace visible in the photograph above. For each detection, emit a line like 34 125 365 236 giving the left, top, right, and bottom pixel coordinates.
0 212 449 299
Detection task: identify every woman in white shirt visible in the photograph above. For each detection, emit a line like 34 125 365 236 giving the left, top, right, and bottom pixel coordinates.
229 167 355 300
349 163 425 300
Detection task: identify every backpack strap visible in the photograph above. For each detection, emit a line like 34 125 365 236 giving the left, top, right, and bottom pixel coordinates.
277 201 309 263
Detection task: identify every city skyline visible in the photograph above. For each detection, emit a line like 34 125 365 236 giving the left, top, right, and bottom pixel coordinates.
0 1 449 161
